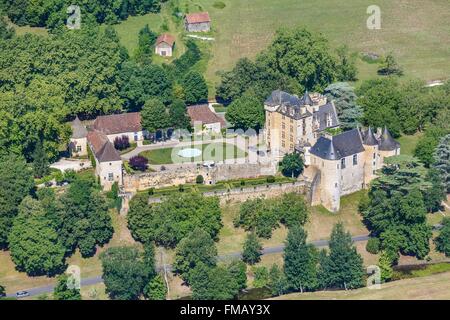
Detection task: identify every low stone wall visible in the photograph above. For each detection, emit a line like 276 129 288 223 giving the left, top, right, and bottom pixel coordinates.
123 161 278 192
146 181 309 205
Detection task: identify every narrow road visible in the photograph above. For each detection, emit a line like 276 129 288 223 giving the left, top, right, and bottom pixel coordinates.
6 234 369 298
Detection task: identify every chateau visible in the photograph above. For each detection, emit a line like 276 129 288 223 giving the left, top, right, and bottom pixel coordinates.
264 90 400 212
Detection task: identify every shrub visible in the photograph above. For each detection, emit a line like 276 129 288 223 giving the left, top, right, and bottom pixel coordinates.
366 237 381 254
266 175 276 183
129 156 148 171
196 175 204 184
114 135 130 151
213 1 226 9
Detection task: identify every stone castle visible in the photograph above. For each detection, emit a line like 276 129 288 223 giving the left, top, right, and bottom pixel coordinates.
264 90 400 212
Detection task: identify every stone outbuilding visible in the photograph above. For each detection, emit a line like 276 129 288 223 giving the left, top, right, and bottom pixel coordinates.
155 33 175 57
187 104 226 133
185 12 211 32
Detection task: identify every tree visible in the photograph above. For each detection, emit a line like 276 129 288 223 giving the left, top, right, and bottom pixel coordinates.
0 154 34 249
324 82 362 130
268 264 288 297
141 98 170 133
423 168 445 212
0 284 5 297
276 193 308 227
365 237 380 254
283 225 318 292
32 138 50 178
362 156 433 261
335 45 357 81
258 27 337 92
100 246 156 300
144 275 167 300
173 228 218 284
190 263 240 300
280 153 304 178
252 266 270 288
53 274 81 300
415 126 448 167
318 223 365 290
128 193 222 248
225 95 265 130
227 260 247 291
378 53 403 76
242 232 263 265
113 135 130 151
435 218 450 257
60 177 113 257
8 197 66 276
357 78 402 137
181 71 208 105
433 134 450 192
378 251 393 282
135 24 157 64
169 99 191 130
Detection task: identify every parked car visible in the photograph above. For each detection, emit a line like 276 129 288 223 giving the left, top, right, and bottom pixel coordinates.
15 291 30 299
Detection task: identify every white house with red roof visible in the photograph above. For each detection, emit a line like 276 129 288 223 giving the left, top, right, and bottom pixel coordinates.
155 33 175 57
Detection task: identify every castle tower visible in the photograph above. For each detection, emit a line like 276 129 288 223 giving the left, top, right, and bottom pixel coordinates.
362 126 379 187
378 126 401 165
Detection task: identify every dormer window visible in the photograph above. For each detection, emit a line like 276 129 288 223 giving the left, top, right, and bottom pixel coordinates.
341 158 346 169
326 113 332 127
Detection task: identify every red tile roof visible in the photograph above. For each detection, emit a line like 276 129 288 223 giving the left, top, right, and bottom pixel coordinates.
185 12 211 24
187 105 226 127
87 130 121 162
93 112 142 135
156 33 175 47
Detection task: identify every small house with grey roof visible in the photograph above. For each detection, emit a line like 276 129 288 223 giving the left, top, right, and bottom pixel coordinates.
69 116 88 157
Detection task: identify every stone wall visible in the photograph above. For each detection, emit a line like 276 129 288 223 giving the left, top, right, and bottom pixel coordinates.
123 161 278 192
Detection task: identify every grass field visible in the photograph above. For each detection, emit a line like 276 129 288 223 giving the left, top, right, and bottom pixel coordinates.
398 132 423 156
139 142 247 164
272 270 450 300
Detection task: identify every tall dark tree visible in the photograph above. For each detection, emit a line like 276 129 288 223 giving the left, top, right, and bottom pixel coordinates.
378 53 403 76
0 16 14 40
181 71 208 105
318 223 365 290
32 138 50 178
242 232 262 265
435 218 450 257
169 99 191 130
135 24 157 64
283 225 318 292
143 274 167 300
0 154 34 249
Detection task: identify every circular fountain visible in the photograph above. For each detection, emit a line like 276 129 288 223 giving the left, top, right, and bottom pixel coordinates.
177 148 202 158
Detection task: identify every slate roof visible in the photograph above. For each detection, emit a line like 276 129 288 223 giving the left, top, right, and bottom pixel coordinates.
156 33 175 47
87 130 121 162
92 112 142 135
379 127 400 151
185 12 211 24
310 129 365 160
187 105 226 126
362 126 378 146
71 116 87 139
301 91 314 106
265 90 303 108
312 102 339 131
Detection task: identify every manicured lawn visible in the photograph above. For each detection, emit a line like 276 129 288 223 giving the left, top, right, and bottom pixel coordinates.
139 142 247 164
398 132 423 156
272 270 450 300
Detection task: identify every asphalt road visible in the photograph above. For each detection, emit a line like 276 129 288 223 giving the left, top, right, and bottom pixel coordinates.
6 234 369 298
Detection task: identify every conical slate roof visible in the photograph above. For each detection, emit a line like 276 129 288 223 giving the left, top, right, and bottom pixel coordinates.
71 116 87 139
310 129 365 160
301 91 314 106
379 127 400 151
362 127 378 146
